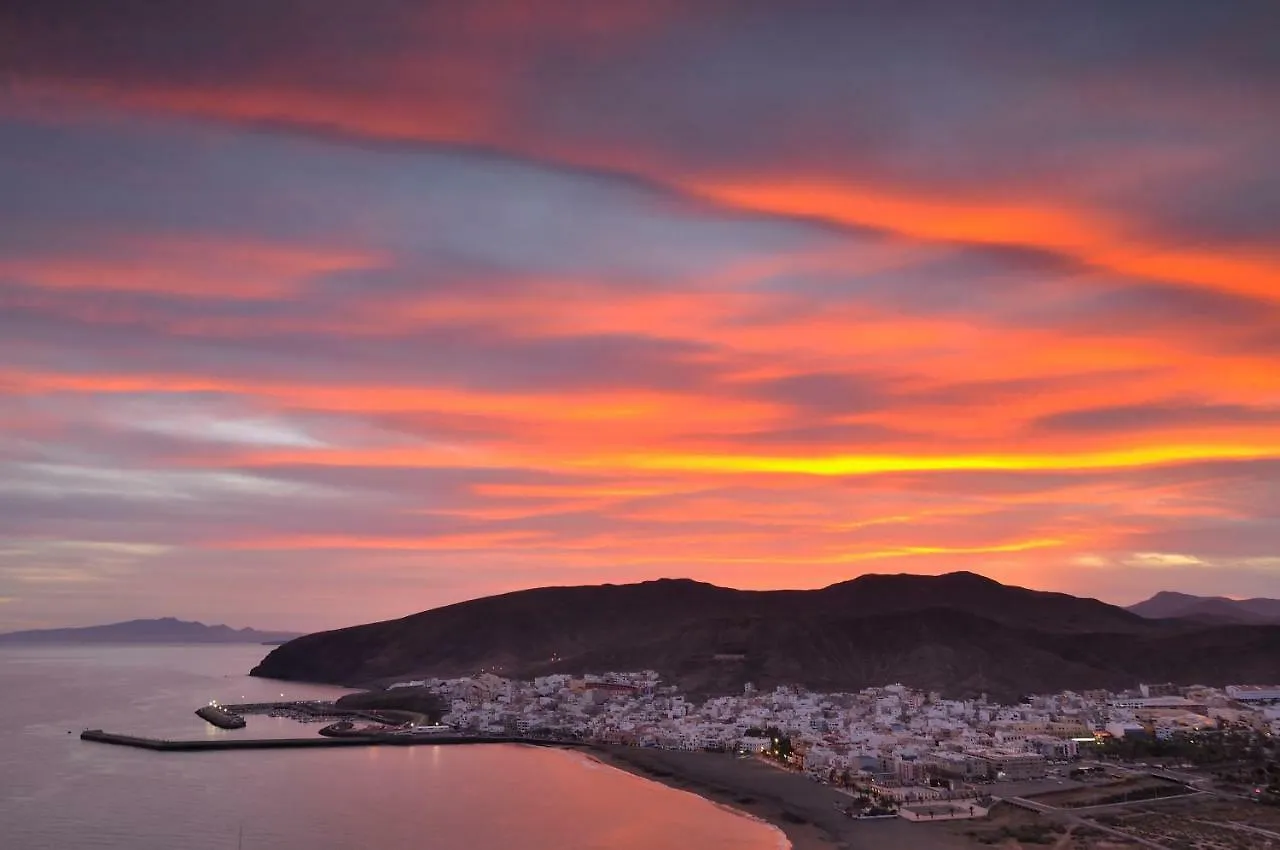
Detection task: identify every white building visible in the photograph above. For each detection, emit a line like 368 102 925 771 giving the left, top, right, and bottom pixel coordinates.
1226 685 1280 703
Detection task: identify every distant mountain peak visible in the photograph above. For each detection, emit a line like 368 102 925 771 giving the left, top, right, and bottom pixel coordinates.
823 569 997 592
1146 591 1210 602
940 569 999 582
1128 591 1280 625
246 572 1276 701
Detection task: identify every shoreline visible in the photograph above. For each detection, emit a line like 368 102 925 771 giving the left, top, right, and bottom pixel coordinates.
585 746 834 850
79 720 972 849
584 746 973 850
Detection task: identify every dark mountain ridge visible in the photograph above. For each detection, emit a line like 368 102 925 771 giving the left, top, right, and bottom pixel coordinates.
0 617 300 645
1127 590 1280 625
252 572 1280 701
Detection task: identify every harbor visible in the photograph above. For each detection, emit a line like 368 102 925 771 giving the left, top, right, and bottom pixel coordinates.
77 697 591 752
80 729 580 751
190 698 435 735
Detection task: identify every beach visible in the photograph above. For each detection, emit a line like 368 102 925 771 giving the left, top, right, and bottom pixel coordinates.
592 746 973 850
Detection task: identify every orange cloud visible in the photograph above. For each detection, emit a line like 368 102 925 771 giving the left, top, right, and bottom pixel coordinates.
19 71 1276 319
687 180 1280 304
3 17 1279 620
213 530 548 551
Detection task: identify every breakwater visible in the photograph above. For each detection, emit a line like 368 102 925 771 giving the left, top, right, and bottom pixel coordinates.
195 704 246 729
80 729 587 752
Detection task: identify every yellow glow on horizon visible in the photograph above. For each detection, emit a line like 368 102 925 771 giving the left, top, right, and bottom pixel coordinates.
620 538 1068 566
609 443 1280 476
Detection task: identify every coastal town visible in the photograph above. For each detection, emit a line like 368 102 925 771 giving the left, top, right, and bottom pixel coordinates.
377 672 1280 843
394 673 1278 775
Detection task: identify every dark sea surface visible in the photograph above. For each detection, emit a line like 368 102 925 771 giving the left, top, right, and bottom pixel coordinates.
0 645 784 850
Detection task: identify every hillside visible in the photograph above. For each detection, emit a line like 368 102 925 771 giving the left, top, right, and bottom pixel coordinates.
0 617 300 645
1128 591 1280 625
251 572 1280 700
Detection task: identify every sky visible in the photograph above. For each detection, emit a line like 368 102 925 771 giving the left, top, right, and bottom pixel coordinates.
1 1 1278 631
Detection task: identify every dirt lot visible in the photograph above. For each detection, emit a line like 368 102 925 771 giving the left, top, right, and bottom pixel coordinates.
1094 797 1280 850
1185 798 1280 830
1025 776 1192 808
947 803 1141 849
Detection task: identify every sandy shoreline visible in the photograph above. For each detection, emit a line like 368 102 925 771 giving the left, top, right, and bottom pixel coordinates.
587 746 972 850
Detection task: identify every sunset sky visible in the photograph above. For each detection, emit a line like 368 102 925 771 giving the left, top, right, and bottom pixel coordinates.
2 1 1278 631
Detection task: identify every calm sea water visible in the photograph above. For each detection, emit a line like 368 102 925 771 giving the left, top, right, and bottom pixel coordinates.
0 645 784 850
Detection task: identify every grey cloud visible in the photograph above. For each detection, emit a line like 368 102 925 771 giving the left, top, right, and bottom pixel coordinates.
0 115 831 284
742 372 891 416
0 296 727 393
247 464 598 498
697 422 913 449
1114 518 1280 560
752 243 1082 315
1 0 425 84
1034 402 1280 435
5 0 1277 251
0 480 473 545
1049 283 1280 330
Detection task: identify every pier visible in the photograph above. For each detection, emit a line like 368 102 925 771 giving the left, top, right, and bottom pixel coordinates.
80 729 588 752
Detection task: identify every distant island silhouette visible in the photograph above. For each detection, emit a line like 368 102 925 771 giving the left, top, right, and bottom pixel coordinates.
0 617 300 645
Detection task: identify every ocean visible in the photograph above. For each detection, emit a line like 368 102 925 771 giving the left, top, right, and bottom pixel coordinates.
0 644 785 850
